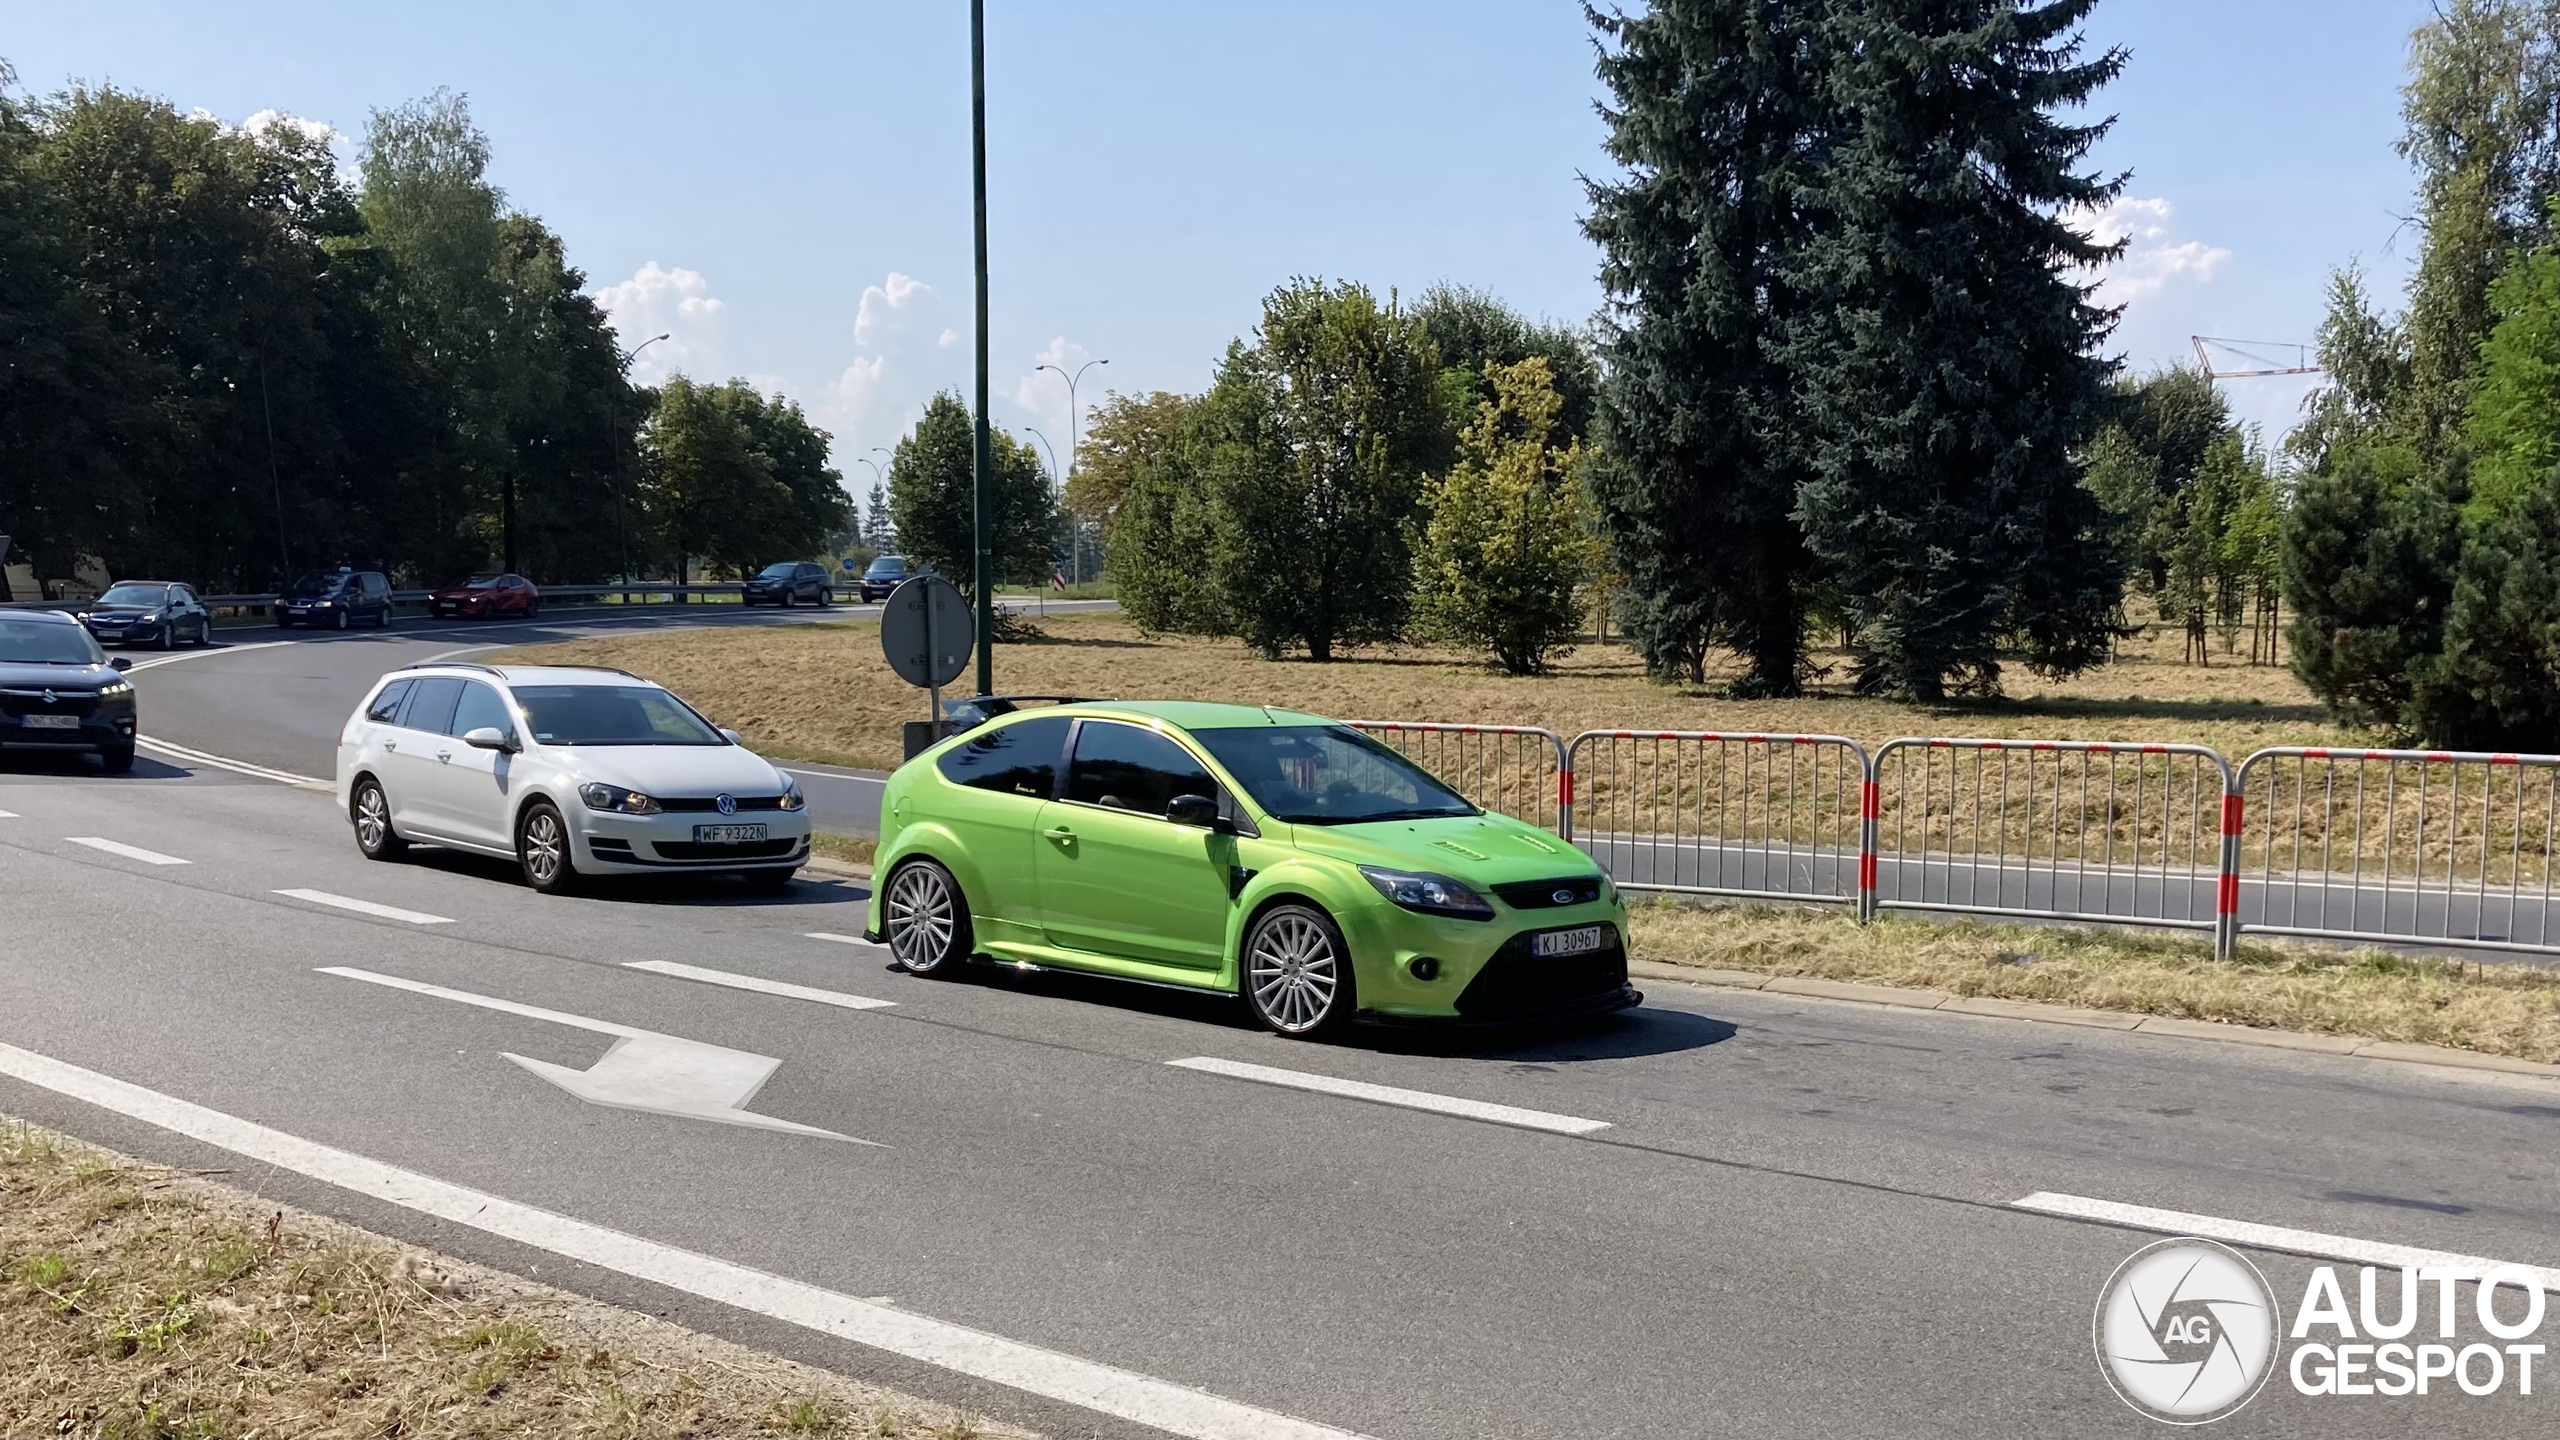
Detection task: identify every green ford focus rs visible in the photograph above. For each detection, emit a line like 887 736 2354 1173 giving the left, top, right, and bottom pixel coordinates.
862 701 1638 1036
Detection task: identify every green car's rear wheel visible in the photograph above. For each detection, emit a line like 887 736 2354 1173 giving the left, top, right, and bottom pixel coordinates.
1244 903 1355 1037
885 859 970 976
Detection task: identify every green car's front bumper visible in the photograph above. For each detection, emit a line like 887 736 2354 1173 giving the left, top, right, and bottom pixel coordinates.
1338 895 1639 1025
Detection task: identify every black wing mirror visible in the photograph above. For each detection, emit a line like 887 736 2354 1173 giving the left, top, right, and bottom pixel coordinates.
108 656 132 672
1166 793 1229 832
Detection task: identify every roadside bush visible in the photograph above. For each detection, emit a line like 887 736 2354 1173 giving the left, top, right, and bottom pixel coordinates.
1413 359 1601 673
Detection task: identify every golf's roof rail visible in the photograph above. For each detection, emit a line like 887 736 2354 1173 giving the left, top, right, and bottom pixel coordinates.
399 660 502 676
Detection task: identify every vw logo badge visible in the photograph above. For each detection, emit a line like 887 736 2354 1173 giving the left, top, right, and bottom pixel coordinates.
1553 888 1577 905
714 793 737 816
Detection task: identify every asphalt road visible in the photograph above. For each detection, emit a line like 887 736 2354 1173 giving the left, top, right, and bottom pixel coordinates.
1 755 2553 1437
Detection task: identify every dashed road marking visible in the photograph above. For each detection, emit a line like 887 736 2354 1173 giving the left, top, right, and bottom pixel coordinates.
624 960 896 1010
805 931 888 950
1168 1055 1613 1136
2011 1192 2560 1292
64 836 190 866
274 888 453 925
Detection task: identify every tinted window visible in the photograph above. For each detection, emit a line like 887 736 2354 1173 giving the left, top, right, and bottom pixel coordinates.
448 681 512 739
510 684 724 745
174 585 197 603
1064 721 1216 816
401 677 464 734
99 584 170 606
365 679 412 724
935 715 1069 799
363 574 390 598
287 572 345 596
1191 725 1476 825
0 616 105 665
758 562 797 578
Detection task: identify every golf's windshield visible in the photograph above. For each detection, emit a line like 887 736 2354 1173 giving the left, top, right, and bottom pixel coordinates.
0 617 108 666
509 685 726 746
286 572 345 596
1191 725 1477 825
96 584 169 607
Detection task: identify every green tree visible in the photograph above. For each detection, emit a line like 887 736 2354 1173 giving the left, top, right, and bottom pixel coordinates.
887 392 1056 585
1066 390 1192 539
1783 0 2129 698
2084 367 2233 592
1409 284 1600 443
1583 0 1827 691
2283 442 2463 731
1105 401 1229 635
731 385 853 569
1414 359 1603 674
1198 278 1447 661
2462 223 2559 518
639 375 772 587
2412 469 2560 750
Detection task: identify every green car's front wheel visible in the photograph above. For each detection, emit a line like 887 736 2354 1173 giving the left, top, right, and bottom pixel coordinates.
885 859 971 976
1244 903 1356 1038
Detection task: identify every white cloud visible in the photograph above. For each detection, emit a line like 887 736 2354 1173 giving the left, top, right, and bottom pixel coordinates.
854 273 934 346
2069 196 2232 304
240 108 343 152
592 262 727 386
816 273 966 458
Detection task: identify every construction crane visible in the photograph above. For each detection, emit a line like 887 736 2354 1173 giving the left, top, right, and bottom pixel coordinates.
2190 335 2322 381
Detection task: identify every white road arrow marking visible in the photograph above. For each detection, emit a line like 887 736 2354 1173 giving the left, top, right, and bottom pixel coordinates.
318 966 870 1144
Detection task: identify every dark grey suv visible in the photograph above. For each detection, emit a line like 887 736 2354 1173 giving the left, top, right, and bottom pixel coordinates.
0 609 138 772
741 561 833 607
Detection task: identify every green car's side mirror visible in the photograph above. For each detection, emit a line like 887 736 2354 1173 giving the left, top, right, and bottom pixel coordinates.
1166 794 1226 831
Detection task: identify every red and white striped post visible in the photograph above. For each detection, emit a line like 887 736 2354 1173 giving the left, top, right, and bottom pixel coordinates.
1857 770 1881 923
2216 783 2244 961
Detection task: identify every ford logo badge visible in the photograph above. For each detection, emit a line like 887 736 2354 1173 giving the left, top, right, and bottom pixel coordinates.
1553 888 1576 905
715 793 737 815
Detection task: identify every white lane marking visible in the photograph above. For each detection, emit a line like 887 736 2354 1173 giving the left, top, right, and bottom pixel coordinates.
624 961 895 1010
779 766 887 785
274 889 453 925
319 967 862 1141
121 640 297 672
64 836 190 866
805 931 888 950
135 736 330 787
1168 1056 1613 1136
0 1040 1362 1440
2012 1192 2560 1293
0 809 18 819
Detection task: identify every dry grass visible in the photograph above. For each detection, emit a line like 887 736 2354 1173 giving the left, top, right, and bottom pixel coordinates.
1628 901 2560 1062
810 831 877 869
0 1118 1019 1440
495 612 2360 776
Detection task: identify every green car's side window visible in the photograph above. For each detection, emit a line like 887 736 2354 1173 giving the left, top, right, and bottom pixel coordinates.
1063 721 1217 817
936 716 1070 799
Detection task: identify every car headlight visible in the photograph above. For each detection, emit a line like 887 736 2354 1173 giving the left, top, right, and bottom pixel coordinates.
98 680 133 698
579 782 662 815
777 776 805 811
1358 866 1494 920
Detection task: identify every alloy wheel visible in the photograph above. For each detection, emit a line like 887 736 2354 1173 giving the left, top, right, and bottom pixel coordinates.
521 809 565 887
886 863 958 972
354 785 390 851
1248 910 1341 1034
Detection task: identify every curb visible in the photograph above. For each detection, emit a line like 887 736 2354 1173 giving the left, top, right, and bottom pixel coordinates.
1627 959 2559 1079
800 855 873 883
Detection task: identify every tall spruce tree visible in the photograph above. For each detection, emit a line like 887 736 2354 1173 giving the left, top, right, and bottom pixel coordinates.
1779 0 2129 699
1584 0 1827 692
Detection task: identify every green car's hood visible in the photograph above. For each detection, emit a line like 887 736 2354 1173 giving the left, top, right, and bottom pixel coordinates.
1284 812 1594 884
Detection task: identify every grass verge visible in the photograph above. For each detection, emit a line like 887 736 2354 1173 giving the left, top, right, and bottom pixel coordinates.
1627 900 2559 1062
0 1118 1018 1440
811 831 877 869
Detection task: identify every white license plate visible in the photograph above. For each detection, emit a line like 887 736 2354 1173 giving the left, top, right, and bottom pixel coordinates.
1531 925 1608 958
22 714 80 730
692 823 767 844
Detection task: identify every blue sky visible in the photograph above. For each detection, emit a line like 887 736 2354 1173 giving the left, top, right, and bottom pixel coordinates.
4 0 2432 468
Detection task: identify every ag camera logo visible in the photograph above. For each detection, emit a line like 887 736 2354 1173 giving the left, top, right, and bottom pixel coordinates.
2094 1238 2280 1424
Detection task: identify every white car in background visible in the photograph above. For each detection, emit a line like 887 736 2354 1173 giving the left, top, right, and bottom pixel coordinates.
335 663 809 894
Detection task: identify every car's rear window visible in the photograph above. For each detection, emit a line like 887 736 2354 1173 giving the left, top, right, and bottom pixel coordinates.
936 715 1069 798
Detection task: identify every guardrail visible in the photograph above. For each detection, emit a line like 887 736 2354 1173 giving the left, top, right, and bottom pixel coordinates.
2233 747 2560 956
1567 730 1870 911
1352 716 2560 961
197 583 757 613
1347 722 1572 837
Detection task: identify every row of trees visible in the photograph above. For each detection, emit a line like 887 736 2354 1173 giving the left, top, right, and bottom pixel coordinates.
2281 0 2560 749
0 71 844 597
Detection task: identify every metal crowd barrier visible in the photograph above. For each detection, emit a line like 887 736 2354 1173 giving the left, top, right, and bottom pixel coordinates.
2233 747 2560 956
1351 716 2560 960
1347 722 1572 837
1567 731 1870 911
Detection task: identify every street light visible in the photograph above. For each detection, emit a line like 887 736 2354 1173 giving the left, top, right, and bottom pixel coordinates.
1020 426 1060 482
611 333 671 587
1036 358 1106 584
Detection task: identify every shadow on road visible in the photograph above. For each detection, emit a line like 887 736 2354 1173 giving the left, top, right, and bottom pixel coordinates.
396 845 862 906
0 752 191 782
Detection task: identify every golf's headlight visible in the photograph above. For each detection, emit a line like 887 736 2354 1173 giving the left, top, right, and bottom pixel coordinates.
777 776 805 811
1358 866 1494 920
580 782 661 815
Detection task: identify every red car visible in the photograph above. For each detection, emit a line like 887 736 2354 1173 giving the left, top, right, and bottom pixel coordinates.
428 573 541 621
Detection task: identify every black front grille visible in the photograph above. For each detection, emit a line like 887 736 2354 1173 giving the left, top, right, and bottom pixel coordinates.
1454 928 1629 1019
1492 876 1604 910
0 688 101 721
650 838 799 861
656 795 788 813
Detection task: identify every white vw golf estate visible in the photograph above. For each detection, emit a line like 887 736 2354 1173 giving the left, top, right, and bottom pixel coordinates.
335 663 810 893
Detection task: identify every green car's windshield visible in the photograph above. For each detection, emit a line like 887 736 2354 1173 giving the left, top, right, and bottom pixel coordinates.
1192 725 1477 825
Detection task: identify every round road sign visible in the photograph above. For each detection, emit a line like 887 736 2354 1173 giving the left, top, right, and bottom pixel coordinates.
880 575 973 689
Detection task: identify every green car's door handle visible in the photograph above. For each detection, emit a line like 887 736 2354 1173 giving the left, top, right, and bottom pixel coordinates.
1045 825 1077 846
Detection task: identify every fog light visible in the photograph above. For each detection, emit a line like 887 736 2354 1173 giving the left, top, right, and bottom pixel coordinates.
1408 956 1440 981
